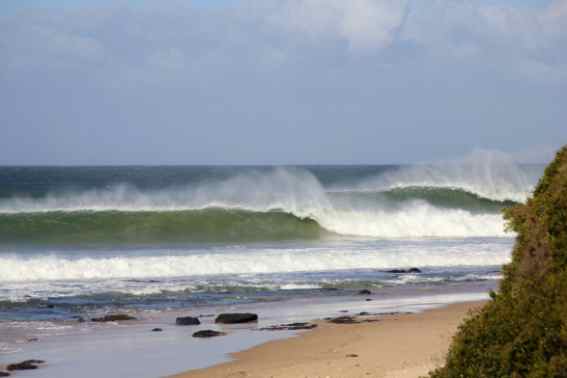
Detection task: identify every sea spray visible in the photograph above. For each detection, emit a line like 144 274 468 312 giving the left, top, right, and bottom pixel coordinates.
342 150 538 202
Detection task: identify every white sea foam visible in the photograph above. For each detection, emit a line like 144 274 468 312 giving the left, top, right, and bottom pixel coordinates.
316 201 507 238
0 241 511 284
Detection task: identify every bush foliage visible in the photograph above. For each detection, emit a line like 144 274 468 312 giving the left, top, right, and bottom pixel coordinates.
429 146 567 378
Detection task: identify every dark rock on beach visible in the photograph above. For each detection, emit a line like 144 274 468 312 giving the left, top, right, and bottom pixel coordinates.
327 316 380 324
386 267 422 274
328 316 358 324
7 360 45 371
0 372 10 377
176 316 200 326
357 289 372 295
91 314 136 322
192 330 226 338
151 328 163 332
215 313 258 324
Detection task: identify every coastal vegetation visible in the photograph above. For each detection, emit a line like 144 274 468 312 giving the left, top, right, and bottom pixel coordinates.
429 146 567 377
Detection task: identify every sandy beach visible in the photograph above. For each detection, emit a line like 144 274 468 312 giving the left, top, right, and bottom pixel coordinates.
174 301 485 378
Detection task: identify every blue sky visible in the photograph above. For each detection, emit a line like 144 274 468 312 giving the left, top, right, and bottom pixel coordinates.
0 0 565 164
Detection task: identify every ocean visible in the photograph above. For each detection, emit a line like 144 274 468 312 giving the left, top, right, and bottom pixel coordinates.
0 154 543 374
0 153 542 325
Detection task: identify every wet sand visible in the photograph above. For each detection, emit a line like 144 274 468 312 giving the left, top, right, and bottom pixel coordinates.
173 301 485 378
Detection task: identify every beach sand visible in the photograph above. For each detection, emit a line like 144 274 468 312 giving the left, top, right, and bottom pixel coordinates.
173 301 484 378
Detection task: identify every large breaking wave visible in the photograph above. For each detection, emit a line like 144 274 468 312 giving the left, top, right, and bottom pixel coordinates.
0 152 539 244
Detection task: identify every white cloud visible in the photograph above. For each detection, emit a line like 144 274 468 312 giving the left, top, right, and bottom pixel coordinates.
0 0 565 165
265 0 407 49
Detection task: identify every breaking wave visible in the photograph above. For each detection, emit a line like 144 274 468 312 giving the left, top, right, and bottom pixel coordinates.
0 152 539 245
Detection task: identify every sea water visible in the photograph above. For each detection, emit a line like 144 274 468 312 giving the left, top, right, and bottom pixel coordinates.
0 152 543 374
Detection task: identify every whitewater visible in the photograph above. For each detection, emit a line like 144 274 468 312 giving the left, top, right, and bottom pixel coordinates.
0 151 542 319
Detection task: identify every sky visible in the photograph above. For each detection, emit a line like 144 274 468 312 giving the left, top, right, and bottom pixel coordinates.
0 0 565 165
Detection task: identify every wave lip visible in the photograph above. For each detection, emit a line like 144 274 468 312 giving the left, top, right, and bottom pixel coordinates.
0 201 509 246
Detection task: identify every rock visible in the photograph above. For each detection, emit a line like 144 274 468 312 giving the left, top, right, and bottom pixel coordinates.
7 360 45 371
386 268 422 274
328 316 358 324
358 289 372 295
91 314 136 322
365 298 372 301
175 316 200 326
358 312 370 316
192 330 226 338
346 354 359 358
215 313 258 324
151 328 163 332
260 322 318 331
0 372 10 377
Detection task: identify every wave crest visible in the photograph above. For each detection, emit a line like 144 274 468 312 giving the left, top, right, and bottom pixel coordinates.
334 150 539 202
0 153 539 243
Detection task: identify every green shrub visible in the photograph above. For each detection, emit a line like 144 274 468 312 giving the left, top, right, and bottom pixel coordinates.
429 146 567 378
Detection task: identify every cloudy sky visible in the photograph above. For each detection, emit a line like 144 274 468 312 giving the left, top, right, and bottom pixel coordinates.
1 0 565 165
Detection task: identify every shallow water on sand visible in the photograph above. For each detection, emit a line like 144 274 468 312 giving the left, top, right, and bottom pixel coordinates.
1 286 491 378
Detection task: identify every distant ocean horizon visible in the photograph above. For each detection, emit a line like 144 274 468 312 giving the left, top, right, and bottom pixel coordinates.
0 151 543 324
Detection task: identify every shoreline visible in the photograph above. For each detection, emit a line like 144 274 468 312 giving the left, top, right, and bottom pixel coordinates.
174 300 485 378
1 289 491 377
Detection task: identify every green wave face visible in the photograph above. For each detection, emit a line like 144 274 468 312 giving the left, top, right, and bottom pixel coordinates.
0 209 325 247
385 186 518 212
330 187 518 213
0 186 517 247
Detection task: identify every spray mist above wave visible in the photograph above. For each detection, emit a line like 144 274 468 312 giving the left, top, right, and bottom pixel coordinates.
0 168 331 215
331 150 540 203
0 151 537 214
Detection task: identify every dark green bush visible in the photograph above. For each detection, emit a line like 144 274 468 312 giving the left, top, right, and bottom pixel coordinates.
429 146 567 378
